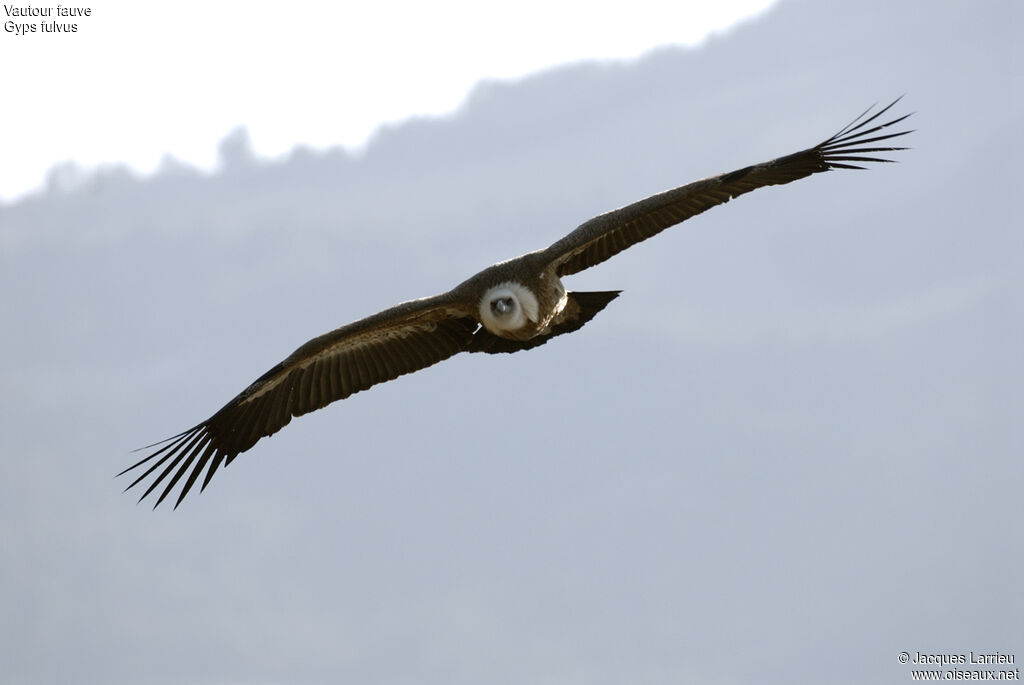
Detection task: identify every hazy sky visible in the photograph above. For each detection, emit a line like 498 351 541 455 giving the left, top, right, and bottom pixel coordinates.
0 0 775 202
3 2 1020 683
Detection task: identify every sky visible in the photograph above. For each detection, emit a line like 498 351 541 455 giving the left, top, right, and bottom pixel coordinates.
2 2 1021 683
0 0 775 203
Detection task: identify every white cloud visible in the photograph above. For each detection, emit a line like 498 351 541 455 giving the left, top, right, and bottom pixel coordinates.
0 0 775 202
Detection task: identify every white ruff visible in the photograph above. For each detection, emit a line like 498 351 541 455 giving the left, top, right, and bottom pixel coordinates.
478 281 539 334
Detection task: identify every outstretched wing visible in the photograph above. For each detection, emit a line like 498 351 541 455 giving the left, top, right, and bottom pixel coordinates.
121 294 478 508
545 98 912 277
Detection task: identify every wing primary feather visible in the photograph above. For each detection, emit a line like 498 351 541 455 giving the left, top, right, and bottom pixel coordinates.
824 162 868 170
824 128 913 150
135 428 207 503
829 95 905 141
825 145 908 155
121 426 204 491
174 442 217 509
827 156 897 164
119 426 196 472
830 101 879 140
824 114 913 149
153 435 210 509
200 452 225 493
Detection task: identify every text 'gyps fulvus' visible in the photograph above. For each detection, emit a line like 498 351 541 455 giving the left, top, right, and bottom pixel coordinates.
122 98 912 508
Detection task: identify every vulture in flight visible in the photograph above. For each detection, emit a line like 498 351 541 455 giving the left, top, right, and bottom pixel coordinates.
122 98 912 508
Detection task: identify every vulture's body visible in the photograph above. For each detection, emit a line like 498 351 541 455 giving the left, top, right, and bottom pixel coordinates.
123 99 912 508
